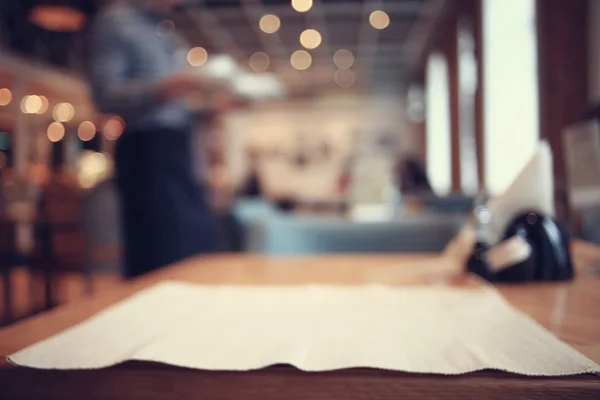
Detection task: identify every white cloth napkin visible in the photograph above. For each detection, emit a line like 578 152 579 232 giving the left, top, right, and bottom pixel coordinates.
485 140 555 244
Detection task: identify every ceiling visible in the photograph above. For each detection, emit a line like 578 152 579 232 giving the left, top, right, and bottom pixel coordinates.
0 0 444 96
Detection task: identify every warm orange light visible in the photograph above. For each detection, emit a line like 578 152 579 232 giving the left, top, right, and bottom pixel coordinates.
77 151 111 189
21 95 43 114
0 88 12 106
29 5 86 32
78 121 96 142
187 47 208 67
300 29 321 49
369 10 390 30
38 95 49 114
292 0 313 13
53 103 75 122
259 14 280 34
104 117 124 140
47 122 65 142
290 50 312 70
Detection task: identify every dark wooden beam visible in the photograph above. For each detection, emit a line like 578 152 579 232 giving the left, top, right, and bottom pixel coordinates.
416 69 427 166
537 0 589 225
411 0 485 193
443 7 461 193
470 0 485 190
452 0 485 192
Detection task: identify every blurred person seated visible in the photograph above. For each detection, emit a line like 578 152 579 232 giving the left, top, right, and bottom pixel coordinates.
273 197 296 213
396 156 433 196
238 150 263 199
206 162 243 252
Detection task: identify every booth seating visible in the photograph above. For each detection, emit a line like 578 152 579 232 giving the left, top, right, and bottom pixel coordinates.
233 199 466 255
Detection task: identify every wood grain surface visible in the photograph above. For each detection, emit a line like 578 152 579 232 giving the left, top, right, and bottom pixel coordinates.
0 243 599 399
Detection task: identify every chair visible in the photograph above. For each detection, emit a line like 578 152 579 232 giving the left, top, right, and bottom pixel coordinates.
0 174 40 322
33 179 86 309
244 213 465 255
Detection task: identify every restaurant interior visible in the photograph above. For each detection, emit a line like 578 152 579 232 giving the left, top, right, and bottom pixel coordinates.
0 0 599 398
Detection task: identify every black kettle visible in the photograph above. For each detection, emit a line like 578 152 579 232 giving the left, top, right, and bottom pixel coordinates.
467 211 574 283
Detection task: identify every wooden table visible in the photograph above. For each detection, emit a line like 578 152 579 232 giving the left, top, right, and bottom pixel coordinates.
0 243 599 399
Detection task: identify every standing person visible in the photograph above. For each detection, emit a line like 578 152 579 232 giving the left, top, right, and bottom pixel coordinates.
90 0 222 278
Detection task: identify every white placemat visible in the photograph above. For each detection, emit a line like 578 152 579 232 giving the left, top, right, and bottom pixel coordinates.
8 282 600 376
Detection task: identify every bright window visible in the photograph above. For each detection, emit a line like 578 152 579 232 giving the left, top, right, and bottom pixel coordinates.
426 53 452 195
458 22 479 195
483 0 539 195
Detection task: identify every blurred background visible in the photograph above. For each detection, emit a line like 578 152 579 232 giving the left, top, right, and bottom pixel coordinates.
0 0 595 324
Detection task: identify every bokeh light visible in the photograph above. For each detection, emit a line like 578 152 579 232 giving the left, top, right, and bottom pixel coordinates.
21 95 42 114
77 151 112 189
78 121 96 141
292 0 313 13
0 88 12 106
104 117 124 140
53 103 75 122
369 10 390 30
290 50 312 70
38 95 49 114
47 122 65 142
29 5 86 32
300 29 322 49
187 47 208 67
259 14 280 34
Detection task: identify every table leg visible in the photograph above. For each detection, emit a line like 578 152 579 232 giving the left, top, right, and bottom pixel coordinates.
43 268 55 310
1 266 12 325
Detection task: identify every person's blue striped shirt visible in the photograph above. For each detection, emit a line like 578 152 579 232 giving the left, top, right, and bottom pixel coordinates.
89 2 191 132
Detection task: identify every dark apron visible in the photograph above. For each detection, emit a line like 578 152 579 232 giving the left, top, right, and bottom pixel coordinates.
115 126 221 278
